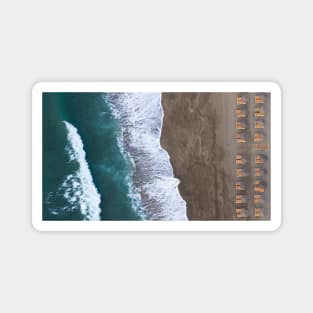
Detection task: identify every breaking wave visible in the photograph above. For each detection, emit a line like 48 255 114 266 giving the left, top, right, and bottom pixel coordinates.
106 93 187 220
49 121 101 220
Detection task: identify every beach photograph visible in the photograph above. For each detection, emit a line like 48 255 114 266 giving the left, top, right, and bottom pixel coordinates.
41 89 271 222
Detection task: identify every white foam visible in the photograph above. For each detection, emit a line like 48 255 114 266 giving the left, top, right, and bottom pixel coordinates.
55 121 102 220
107 93 188 220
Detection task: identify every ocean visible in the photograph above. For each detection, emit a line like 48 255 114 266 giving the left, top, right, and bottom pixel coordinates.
42 92 187 221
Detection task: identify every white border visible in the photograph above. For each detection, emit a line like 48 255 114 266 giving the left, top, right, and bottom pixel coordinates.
32 82 282 231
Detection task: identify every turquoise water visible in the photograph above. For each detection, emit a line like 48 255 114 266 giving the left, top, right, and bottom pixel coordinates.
42 93 141 220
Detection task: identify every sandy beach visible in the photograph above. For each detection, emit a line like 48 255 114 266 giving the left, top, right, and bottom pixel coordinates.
161 93 237 219
160 92 270 220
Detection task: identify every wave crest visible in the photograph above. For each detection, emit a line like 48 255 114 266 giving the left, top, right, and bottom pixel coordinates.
49 121 102 220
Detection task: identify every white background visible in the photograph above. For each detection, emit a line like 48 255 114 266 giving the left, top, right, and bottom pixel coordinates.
0 0 310 312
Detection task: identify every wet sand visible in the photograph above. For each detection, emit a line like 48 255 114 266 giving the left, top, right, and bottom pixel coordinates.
160 93 237 220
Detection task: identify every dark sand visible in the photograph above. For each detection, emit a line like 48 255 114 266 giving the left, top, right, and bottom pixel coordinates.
160 93 237 220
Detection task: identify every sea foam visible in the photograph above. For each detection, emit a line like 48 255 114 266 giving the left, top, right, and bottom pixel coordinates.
107 93 187 220
51 121 102 220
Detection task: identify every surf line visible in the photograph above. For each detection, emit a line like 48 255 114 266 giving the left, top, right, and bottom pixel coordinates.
107 93 188 220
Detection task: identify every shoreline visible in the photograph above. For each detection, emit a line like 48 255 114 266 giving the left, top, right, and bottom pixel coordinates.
108 93 187 220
